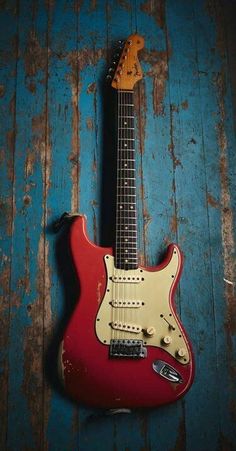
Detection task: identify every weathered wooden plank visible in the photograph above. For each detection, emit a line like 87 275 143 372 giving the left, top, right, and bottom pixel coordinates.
193 0 236 448
76 2 117 450
166 1 236 450
6 0 48 449
45 1 80 450
135 1 186 450
0 1 18 449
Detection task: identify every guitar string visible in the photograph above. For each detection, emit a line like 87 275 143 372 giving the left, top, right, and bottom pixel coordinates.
114 88 120 342
127 89 135 334
123 90 136 337
122 89 127 337
117 91 123 338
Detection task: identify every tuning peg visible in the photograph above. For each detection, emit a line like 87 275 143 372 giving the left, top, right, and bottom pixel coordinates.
118 40 124 45
108 67 115 72
106 74 112 80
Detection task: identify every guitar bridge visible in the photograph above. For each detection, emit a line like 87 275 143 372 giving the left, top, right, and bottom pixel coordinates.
109 339 147 359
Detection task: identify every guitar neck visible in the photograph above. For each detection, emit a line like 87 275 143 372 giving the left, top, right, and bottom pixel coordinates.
115 89 138 270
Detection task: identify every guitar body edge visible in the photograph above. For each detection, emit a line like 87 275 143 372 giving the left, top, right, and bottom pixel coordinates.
60 215 194 408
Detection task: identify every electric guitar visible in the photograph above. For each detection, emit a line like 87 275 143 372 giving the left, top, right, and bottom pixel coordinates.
59 34 194 408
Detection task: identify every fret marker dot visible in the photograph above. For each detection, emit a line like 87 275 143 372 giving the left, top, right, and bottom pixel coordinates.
124 163 127 167
120 205 123 209
125 181 127 185
125 226 128 230
124 143 127 147
125 250 128 253
125 238 128 242
125 259 128 263
124 121 127 125
130 206 133 209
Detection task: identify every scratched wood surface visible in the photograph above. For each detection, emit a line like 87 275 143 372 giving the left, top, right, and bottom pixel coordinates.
0 0 236 450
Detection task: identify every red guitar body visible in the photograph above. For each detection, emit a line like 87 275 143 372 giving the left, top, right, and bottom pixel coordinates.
60 215 194 408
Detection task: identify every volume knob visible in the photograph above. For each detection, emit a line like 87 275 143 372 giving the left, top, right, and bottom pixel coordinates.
177 348 187 358
162 335 172 346
144 326 156 337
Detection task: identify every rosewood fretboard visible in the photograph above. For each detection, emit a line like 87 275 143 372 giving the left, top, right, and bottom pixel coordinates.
115 90 138 270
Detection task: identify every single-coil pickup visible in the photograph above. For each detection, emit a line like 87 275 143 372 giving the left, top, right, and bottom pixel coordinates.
111 275 143 283
111 321 142 334
111 300 142 308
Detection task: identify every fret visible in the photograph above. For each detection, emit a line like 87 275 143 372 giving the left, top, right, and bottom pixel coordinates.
117 235 137 243
117 212 136 215
119 127 134 130
117 186 136 189
117 230 137 233
117 241 137 244
117 224 137 228
117 201 136 204
117 194 136 198
116 248 137 251
117 257 138 265
116 258 138 262
117 225 137 228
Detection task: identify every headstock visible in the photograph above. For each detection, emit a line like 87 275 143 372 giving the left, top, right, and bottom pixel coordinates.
106 34 144 90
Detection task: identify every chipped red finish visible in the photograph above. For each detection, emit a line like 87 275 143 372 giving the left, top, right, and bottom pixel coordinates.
61 215 194 408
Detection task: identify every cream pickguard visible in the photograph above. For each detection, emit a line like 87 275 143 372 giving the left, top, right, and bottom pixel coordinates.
95 245 190 364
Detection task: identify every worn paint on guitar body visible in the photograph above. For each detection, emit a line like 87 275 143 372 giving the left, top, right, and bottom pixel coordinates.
60 215 194 408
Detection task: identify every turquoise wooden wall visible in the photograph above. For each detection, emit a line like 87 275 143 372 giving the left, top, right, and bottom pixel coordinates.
1 0 236 450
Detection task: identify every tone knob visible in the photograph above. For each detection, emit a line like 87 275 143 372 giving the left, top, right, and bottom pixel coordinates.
144 326 156 337
162 335 172 346
177 348 187 358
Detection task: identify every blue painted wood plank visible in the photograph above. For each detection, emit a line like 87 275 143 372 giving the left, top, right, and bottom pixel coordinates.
193 1 236 448
166 2 220 450
76 3 115 450
165 1 235 449
0 1 17 449
6 0 48 449
45 1 80 450
134 2 186 450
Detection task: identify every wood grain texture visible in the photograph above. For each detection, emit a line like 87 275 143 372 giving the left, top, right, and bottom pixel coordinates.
0 0 235 450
